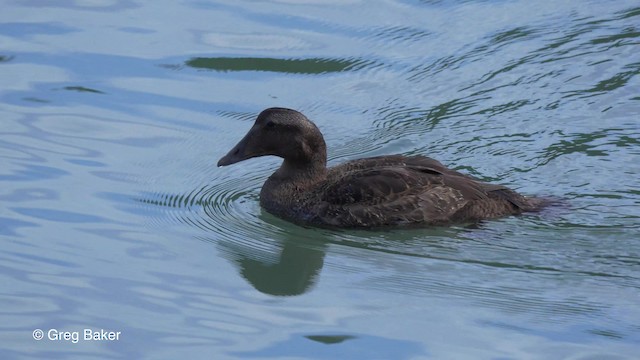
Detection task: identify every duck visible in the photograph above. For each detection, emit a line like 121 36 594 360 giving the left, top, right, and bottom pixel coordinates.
217 107 546 229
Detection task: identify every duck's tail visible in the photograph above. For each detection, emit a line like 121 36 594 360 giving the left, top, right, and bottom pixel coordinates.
521 195 566 213
487 186 562 214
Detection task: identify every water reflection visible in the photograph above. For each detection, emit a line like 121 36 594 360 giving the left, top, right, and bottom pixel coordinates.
140 183 327 296
234 332 425 359
218 227 326 296
14 0 138 11
185 57 374 74
61 86 105 94
305 334 356 344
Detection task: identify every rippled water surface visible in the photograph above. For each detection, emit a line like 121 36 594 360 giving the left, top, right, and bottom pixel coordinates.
2 1 639 359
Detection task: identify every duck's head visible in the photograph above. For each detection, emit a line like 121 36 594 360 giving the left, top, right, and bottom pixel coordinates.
217 108 327 170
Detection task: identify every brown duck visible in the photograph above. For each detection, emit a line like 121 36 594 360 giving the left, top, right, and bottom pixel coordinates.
218 107 546 228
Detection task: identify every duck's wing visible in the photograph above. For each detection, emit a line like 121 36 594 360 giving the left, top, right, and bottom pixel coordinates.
318 163 494 226
324 154 496 203
333 154 482 180
403 155 530 209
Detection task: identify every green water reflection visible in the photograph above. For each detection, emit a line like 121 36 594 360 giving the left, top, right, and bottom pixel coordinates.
185 57 372 74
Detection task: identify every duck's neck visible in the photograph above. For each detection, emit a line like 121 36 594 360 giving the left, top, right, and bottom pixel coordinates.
260 152 327 222
274 155 327 184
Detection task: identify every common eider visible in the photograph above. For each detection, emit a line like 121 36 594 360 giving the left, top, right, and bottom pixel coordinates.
218 107 546 228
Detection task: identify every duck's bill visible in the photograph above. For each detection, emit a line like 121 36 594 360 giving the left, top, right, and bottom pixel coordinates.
217 134 253 167
217 145 243 167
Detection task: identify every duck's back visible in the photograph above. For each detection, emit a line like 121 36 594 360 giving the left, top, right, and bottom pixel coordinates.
305 155 542 228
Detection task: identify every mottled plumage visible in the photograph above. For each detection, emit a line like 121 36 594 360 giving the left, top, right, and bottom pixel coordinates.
218 108 545 229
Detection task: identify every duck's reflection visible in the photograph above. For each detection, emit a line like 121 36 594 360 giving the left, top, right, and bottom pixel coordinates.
219 222 328 296
217 215 472 296
236 239 325 296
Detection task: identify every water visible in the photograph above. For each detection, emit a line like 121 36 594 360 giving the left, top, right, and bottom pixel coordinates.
1 1 639 359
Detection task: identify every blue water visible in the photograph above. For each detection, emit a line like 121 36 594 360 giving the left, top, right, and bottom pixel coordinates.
1 1 639 359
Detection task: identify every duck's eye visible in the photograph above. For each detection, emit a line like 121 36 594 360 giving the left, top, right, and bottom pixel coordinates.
264 121 275 129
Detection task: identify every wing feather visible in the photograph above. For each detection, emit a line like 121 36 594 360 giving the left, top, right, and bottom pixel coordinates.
313 154 528 227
